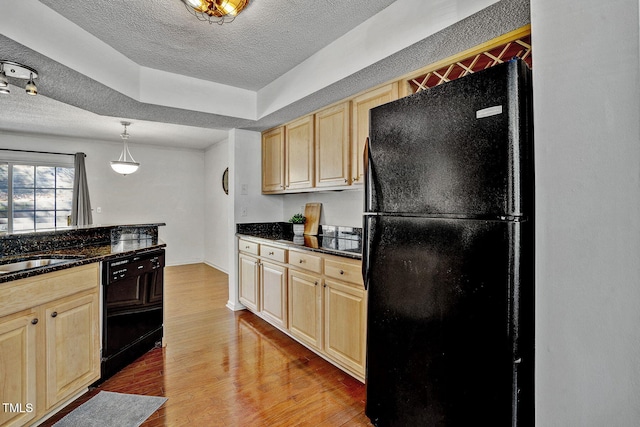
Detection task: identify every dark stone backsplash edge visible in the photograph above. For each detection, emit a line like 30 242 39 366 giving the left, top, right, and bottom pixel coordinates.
236 222 362 259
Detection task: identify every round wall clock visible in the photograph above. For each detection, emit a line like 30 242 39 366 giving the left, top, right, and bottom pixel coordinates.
222 167 229 195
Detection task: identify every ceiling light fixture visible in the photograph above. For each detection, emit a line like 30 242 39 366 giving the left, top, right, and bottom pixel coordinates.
181 0 250 24
0 60 38 96
110 122 140 176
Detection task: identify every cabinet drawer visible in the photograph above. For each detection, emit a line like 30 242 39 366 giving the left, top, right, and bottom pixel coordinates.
0 264 99 318
238 239 259 255
289 251 322 273
324 258 363 286
260 245 287 263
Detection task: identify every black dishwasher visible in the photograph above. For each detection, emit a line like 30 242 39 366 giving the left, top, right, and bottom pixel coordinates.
99 248 165 382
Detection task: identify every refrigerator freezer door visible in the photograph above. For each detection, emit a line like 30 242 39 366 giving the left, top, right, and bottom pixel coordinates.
364 215 533 426
366 59 532 218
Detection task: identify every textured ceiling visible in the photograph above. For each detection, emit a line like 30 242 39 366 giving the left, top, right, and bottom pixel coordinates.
0 0 531 149
38 0 397 91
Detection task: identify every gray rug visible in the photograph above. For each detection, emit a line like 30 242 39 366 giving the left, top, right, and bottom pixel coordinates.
53 391 167 427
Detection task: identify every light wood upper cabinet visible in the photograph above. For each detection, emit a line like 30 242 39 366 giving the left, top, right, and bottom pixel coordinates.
285 115 315 190
315 102 351 188
261 126 285 193
351 83 399 184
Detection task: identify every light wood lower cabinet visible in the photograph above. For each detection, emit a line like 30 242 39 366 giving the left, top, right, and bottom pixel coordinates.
239 253 260 312
0 310 37 427
288 269 322 350
0 264 100 427
44 292 100 411
323 278 367 376
260 261 287 329
238 238 367 381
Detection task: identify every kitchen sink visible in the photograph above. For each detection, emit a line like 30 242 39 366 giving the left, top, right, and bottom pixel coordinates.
0 257 83 275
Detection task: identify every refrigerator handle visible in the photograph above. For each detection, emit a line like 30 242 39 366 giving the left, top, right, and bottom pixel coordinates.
362 216 370 290
362 137 371 290
363 136 371 213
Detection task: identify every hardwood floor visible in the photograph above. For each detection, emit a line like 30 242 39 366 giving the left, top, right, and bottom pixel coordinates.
39 264 372 427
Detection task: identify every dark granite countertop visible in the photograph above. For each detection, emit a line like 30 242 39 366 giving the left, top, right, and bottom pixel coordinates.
0 224 165 284
236 222 362 260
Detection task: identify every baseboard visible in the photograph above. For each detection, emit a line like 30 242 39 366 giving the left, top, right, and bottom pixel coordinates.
204 260 229 273
226 300 246 311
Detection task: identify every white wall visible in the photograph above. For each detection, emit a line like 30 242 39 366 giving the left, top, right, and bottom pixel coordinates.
226 128 284 310
282 189 364 228
204 139 230 272
531 0 640 424
0 131 206 266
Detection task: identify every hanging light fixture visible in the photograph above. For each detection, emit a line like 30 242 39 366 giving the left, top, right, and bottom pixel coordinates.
181 0 250 24
0 60 38 96
110 122 140 175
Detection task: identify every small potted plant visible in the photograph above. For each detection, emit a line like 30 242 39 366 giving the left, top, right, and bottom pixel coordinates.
289 213 306 235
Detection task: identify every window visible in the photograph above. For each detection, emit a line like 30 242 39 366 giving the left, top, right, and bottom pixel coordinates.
0 162 75 233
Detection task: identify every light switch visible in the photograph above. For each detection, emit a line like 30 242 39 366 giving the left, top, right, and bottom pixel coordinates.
241 184 248 195
240 207 247 217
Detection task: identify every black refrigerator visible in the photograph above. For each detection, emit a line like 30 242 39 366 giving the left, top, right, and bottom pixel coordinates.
363 59 534 427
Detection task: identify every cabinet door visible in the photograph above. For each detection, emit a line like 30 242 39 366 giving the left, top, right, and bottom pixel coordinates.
239 253 260 312
45 292 100 410
285 115 314 190
260 261 287 329
323 279 367 377
262 126 285 193
0 311 37 427
315 102 350 187
288 269 322 350
351 83 399 184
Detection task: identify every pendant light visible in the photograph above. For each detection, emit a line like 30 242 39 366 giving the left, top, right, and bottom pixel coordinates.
110 122 140 175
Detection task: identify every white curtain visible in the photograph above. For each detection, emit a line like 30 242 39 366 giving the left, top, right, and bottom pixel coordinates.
71 152 93 226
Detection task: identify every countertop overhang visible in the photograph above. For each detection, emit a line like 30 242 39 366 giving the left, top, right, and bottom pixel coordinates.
0 224 166 283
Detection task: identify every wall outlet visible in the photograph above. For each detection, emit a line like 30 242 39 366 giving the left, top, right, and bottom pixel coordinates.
96 207 102 213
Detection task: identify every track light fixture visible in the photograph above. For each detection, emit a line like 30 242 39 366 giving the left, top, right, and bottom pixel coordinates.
0 60 38 96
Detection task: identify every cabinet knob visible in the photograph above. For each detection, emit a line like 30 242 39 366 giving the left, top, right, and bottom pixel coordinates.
299 259 305 263
339 270 344 275
323 283 327 288
344 178 348 183
51 311 58 318
352 177 358 182
31 318 38 325
269 251 274 255
245 246 250 249
314 281 318 286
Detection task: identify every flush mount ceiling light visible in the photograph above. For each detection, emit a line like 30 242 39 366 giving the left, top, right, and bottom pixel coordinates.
0 60 38 96
110 122 140 176
181 0 250 24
